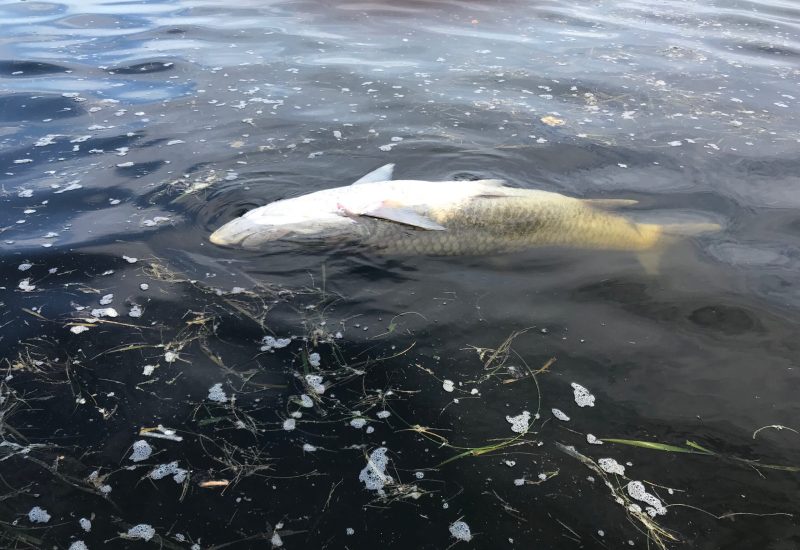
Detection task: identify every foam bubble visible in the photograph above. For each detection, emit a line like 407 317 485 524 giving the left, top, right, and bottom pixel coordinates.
359 447 392 491
283 418 296 431
551 408 570 421
449 520 472 542
68 542 88 550
27 506 50 523
505 411 530 433
208 383 228 403
126 524 156 541
260 335 291 351
149 461 188 483
308 352 321 367
442 379 455 392
129 440 153 462
571 382 595 407
79 517 92 532
627 481 666 516
350 418 367 429
598 458 625 476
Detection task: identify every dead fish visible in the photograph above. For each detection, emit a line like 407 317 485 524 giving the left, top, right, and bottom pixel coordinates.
210 164 720 267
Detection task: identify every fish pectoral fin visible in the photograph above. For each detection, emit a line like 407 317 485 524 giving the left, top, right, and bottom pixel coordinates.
583 198 639 209
351 163 395 185
361 204 446 231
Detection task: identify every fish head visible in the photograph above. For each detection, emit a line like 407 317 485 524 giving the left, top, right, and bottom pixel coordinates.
209 199 355 248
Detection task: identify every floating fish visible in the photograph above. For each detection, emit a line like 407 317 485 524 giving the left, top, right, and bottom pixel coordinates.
210 164 720 267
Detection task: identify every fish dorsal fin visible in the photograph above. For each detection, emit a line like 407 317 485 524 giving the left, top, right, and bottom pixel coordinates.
352 163 395 185
362 203 446 231
583 198 639 209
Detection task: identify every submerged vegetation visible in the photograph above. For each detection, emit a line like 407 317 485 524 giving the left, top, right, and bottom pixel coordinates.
0 259 797 548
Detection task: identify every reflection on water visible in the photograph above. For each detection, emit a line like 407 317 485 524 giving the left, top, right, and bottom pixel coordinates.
1 0 800 547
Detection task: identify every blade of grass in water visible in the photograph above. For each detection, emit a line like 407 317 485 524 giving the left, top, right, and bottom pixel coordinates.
601 438 707 454
602 438 800 472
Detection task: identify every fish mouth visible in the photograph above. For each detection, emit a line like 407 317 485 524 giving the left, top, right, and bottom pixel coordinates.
209 217 289 248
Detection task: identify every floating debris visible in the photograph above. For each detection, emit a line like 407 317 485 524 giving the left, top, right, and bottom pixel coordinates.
449 520 472 542
571 382 595 407
139 425 183 442
208 383 228 403
28 506 51 523
540 115 565 126
505 411 530 433
129 440 153 462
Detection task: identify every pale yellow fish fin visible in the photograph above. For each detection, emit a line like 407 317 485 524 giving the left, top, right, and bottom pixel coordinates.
636 248 663 276
361 203 446 231
583 198 639 209
660 222 722 236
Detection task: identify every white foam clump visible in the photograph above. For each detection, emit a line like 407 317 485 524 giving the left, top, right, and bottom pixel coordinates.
18 262 32 271
283 418 296 431
359 447 392 492
627 480 667 516
208 383 228 403
302 443 317 452
271 532 283 547
129 304 143 318
126 524 156 541
79 517 92 532
90 307 118 318
376 410 391 419
18 279 36 292
505 411 530 433
164 351 178 363
99 293 113 305
551 408 570 421
305 374 325 394
123 255 138 263
71 326 91 335
28 506 51 523
260 335 291 351
129 440 153 462
449 520 472 542
308 352 321 367
350 418 367 429
598 458 625 475
442 379 455 392
69 542 88 550
142 364 156 376
587 433 603 445
150 461 188 483
571 382 595 407
298 394 313 408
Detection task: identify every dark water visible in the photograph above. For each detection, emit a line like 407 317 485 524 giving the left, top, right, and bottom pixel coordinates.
2 0 800 548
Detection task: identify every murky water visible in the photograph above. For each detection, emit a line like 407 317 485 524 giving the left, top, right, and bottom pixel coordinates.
2 0 800 547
